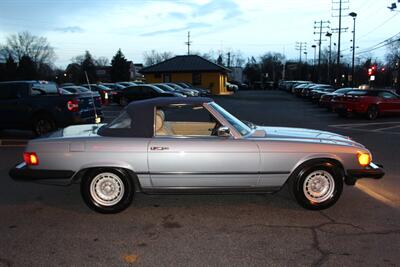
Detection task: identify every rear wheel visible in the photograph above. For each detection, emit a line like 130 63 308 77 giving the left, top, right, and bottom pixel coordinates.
366 105 379 120
33 115 56 136
81 168 134 213
289 162 343 210
337 110 348 118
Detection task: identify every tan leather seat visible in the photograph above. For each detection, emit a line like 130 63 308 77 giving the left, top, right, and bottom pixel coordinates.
155 110 173 136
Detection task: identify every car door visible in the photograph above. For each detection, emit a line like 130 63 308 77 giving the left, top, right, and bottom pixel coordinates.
147 104 260 188
0 82 30 128
378 91 399 113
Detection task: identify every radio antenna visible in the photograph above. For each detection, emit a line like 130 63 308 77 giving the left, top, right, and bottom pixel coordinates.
84 71 100 124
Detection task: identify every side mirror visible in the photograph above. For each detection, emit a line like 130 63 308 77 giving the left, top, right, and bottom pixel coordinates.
217 126 231 137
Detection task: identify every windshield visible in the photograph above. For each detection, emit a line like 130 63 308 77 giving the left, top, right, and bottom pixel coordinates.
154 84 174 92
210 102 251 136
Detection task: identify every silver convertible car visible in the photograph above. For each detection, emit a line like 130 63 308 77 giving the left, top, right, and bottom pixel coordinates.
10 97 384 213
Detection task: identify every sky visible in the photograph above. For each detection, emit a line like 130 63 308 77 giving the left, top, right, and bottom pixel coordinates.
0 0 399 67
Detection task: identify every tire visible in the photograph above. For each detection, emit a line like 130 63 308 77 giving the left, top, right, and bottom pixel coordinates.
289 162 343 210
119 97 129 107
33 114 56 136
337 110 348 118
366 105 379 120
80 168 134 214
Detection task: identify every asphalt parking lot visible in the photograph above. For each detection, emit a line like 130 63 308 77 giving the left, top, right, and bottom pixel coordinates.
0 90 399 266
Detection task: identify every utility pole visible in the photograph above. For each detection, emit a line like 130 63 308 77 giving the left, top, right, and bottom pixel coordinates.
332 0 349 84
349 12 357 87
314 20 330 82
185 31 192 55
227 52 231 68
295 42 307 62
326 32 333 84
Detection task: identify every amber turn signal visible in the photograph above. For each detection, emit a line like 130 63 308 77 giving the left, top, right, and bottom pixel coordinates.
23 152 39 166
357 153 371 167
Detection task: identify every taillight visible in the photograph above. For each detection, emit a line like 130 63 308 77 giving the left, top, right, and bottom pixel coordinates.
67 99 79 112
23 152 39 166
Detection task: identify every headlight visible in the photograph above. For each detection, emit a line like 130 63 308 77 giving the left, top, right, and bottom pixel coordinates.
357 152 371 167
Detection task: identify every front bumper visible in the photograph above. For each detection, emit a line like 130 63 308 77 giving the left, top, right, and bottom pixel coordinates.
345 162 385 185
9 162 75 185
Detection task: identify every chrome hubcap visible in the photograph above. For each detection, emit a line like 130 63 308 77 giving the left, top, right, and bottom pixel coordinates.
90 173 124 206
303 170 335 203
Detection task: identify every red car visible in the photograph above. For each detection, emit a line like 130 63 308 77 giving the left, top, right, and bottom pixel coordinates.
331 90 400 119
319 88 356 109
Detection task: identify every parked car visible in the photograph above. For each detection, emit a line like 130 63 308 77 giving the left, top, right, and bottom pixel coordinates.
117 82 137 87
289 81 313 93
166 83 199 96
319 88 356 109
226 82 239 92
309 88 336 103
10 97 384 213
62 85 93 94
301 84 332 98
100 83 126 104
331 89 400 119
293 83 314 96
81 84 113 105
0 81 103 135
152 84 186 97
176 82 211 96
118 84 175 106
59 83 75 87
229 80 249 91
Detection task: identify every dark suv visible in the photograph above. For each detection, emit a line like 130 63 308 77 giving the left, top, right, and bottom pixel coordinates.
0 81 103 135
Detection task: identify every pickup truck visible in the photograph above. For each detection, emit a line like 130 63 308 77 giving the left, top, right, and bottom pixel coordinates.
0 81 103 135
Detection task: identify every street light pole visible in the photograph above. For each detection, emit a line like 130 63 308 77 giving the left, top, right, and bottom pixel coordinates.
349 12 357 87
312 45 317 82
326 32 332 84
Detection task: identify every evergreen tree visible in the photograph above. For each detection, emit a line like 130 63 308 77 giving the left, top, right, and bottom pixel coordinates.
111 49 130 82
80 51 97 83
17 55 37 80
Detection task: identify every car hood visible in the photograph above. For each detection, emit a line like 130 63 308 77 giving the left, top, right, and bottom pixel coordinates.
253 126 364 147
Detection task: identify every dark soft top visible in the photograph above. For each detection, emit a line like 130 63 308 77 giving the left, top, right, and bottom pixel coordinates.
98 97 213 137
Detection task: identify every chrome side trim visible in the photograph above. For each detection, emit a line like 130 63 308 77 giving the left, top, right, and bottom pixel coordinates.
137 171 290 175
141 186 282 194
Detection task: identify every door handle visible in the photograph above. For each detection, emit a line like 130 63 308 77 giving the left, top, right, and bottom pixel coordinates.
150 146 169 151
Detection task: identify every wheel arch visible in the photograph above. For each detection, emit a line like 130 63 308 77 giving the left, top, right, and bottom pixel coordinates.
285 156 345 185
73 165 143 192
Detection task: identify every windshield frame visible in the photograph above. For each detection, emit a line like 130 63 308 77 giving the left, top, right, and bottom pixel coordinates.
208 102 252 137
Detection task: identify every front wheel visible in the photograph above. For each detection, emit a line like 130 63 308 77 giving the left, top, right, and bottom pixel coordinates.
81 168 134 213
366 105 379 120
289 162 343 210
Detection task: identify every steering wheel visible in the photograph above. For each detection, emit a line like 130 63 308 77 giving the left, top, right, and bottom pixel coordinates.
210 122 221 136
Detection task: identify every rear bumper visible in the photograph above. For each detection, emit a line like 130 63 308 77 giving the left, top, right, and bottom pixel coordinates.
345 162 385 185
9 162 75 185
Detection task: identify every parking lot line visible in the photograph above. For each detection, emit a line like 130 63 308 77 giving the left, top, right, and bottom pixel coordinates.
371 125 400 132
356 183 399 209
330 121 400 128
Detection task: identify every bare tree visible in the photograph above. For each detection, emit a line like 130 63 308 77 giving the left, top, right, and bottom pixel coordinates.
96 57 109 66
143 50 174 66
0 31 56 65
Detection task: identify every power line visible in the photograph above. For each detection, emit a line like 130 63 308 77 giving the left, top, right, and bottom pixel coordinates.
356 32 400 55
357 13 399 41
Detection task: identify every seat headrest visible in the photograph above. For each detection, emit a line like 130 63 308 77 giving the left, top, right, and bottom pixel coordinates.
155 110 165 132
